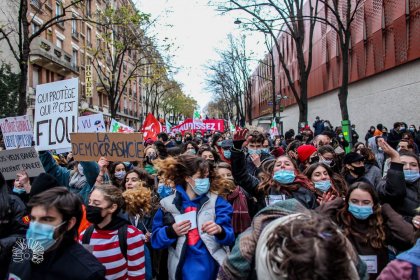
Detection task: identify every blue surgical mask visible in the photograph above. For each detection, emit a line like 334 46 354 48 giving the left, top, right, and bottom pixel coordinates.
404 170 420 183
114 171 126 180
186 149 197 155
248 149 261 156
348 203 373 220
13 187 26 194
191 178 210 195
409 127 415 132
26 221 65 251
157 184 173 199
314 180 331 193
223 150 231 159
320 159 333 166
217 141 223 147
273 170 296 184
261 148 270 154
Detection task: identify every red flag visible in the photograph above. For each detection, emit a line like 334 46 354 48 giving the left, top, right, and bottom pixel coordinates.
141 113 162 141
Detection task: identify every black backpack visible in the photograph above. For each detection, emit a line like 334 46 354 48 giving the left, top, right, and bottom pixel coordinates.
81 224 128 259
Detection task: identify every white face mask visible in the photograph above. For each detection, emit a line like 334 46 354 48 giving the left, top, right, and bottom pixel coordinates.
77 164 84 176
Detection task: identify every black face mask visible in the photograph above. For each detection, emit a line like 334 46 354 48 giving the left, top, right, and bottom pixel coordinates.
351 165 365 177
309 156 319 164
86 205 106 224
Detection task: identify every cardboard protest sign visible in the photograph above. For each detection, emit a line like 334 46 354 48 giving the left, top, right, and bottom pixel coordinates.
71 133 144 161
0 115 33 150
78 113 106 133
171 118 224 135
0 147 45 180
110 119 135 133
34 78 79 151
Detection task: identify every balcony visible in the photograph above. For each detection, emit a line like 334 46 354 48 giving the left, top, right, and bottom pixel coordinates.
30 0 43 12
30 37 79 75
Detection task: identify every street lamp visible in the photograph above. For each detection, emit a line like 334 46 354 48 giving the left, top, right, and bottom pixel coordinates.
234 18 242 25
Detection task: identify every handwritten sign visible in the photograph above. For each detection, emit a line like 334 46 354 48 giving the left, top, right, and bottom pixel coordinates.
85 64 93 98
0 115 33 150
70 133 144 161
34 78 79 151
0 147 45 180
78 113 106 133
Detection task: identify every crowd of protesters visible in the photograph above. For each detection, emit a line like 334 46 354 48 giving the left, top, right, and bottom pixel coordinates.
0 119 419 280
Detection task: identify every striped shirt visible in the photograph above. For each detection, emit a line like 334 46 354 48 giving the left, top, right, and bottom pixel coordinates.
79 225 145 280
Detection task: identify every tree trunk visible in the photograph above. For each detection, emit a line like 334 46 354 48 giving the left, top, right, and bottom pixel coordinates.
271 52 276 120
109 94 116 119
338 47 350 121
18 0 30 115
298 75 308 124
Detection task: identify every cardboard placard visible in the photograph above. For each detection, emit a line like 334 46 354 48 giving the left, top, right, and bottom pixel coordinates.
0 147 45 180
34 78 79 151
0 115 33 150
70 133 144 161
78 113 106 133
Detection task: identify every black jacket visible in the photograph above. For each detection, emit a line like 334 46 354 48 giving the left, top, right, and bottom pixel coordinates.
0 195 27 279
375 162 420 223
8 238 106 280
386 129 402 149
231 148 317 213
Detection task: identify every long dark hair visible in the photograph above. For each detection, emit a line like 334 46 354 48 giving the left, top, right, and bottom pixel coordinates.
0 172 10 218
109 162 126 187
337 182 386 249
124 168 155 189
303 162 348 197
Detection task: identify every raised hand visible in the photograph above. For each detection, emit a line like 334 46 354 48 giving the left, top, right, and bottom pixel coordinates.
233 128 248 141
377 138 400 163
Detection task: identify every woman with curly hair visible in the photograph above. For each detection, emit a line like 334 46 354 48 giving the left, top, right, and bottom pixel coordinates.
303 162 347 204
318 181 415 279
80 184 148 279
151 154 234 280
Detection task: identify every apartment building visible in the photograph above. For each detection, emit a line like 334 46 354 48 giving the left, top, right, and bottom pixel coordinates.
0 0 143 129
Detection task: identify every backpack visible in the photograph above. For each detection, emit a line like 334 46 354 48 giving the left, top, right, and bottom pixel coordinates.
81 224 128 259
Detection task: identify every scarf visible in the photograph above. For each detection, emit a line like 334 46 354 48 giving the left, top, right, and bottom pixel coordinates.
227 186 252 235
69 172 87 191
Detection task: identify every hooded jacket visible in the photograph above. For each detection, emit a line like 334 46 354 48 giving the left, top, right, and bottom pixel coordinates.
151 186 234 280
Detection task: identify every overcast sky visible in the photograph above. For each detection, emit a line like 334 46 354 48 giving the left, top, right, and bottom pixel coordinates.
135 0 265 112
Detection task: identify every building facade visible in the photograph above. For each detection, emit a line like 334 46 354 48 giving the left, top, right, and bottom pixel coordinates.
249 0 420 133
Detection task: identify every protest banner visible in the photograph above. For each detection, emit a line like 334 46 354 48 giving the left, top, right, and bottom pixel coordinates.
0 147 45 180
71 132 144 161
110 119 135 133
85 64 93 98
141 113 161 141
171 119 224 135
34 78 79 151
78 113 106 133
0 115 33 150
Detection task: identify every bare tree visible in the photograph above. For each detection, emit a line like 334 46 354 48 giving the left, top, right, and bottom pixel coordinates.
214 0 319 125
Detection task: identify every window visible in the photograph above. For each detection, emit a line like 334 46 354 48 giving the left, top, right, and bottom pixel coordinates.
71 15 78 34
86 0 92 17
87 27 92 46
55 0 63 16
72 49 78 67
32 22 40 35
32 66 41 87
56 37 63 48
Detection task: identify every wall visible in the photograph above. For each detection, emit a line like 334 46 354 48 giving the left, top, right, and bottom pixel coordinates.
274 58 420 134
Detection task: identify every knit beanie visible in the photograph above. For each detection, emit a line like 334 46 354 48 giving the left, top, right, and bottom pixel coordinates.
296 145 317 163
30 173 59 197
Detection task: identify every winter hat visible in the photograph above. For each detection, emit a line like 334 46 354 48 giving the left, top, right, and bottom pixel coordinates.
221 139 233 149
30 173 59 197
296 145 317 163
271 147 285 158
343 152 365 165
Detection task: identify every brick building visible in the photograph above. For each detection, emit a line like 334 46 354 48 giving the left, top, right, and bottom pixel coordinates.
249 0 420 133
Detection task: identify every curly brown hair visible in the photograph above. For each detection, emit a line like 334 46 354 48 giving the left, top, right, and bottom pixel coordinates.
337 181 386 249
153 154 231 195
123 182 152 216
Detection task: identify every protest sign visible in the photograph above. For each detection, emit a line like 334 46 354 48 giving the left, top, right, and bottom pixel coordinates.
71 133 144 161
85 64 93 98
110 119 135 133
0 147 45 180
0 115 33 150
78 113 106 133
34 78 79 151
171 119 224 135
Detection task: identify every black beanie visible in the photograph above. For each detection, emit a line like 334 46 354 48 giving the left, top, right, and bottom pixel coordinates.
30 173 59 197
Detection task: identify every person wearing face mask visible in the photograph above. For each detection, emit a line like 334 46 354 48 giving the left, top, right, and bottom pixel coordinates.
317 145 342 173
342 152 371 186
174 132 184 148
198 146 220 165
151 155 234 280
318 182 415 279
109 162 127 190
80 184 146 279
376 139 420 224
387 122 404 150
219 139 233 163
356 147 383 188
216 162 252 236
143 146 158 175
303 162 348 205
8 187 106 280
244 131 274 177
38 151 99 204
12 170 31 204
296 144 318 171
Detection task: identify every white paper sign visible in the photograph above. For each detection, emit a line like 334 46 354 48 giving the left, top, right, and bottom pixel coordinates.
0 115 33 150
78 113 106 133
110 119 134 133
266 194 286 205
34 78 79 151
360 255 377 274
174 211 197 230
0 147 45 180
